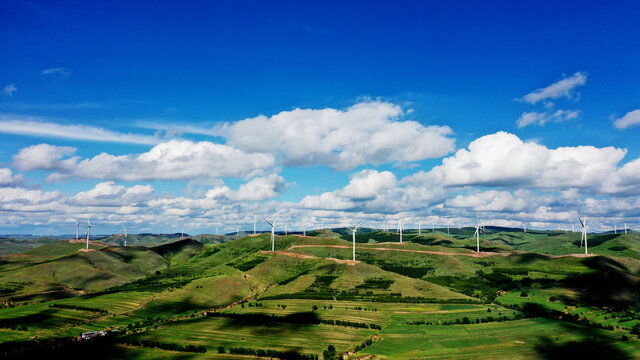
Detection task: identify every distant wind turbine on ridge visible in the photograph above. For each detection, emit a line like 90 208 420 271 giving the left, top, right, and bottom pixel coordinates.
579 216 588 254
347 221 363 261
122 225 127 247
85 217 93 250
265 214 280 251
75 220 81 241
473 221 481 252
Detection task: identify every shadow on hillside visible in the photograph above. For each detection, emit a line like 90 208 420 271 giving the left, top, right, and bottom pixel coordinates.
534 320 632 360
0 308 61 328
562 256 640 307
212 311 321 336
0 338 132 360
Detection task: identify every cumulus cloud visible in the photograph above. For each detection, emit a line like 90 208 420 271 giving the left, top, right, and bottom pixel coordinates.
13 140 275 182
13 144 77 172
0 169 24 187
338 169 397 200
520 72 587 105
613 109 640 129
445 190 544 212
73 182 154 206
409 132 628 192
516 109 579 128
0 116 161 145
206 174 287 202
2 84 17 97
214 101 455 170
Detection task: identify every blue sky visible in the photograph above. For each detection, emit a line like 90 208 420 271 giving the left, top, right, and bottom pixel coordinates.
1 1 640 235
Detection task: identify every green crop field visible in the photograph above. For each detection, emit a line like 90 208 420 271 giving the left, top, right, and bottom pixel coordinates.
1 230 640 359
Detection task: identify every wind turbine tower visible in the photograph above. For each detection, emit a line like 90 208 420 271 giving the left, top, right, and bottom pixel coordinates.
579 217 588 254
347 221 363 261
614 224 617 235
625 223 628 234
418 223 421 235
473 221 480 252
253 212 257 234
122 225 127 247
265 215 279 252
75 220 81 241
85 218 93 250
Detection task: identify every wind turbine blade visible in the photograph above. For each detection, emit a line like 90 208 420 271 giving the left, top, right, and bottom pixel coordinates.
264 218 273 227
354 221 364 231
578 217 584 228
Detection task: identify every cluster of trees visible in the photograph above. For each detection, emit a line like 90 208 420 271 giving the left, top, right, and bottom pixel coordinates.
224 347 317 359
123 339 206 353
319 319 381 330
322 345 338 360
406 314 523 325
353 335 379 353
241 302 264 308
50 303 109 314
0 321 27 331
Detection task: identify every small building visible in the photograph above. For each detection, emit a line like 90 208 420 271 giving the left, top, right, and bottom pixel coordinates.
81 331 99 340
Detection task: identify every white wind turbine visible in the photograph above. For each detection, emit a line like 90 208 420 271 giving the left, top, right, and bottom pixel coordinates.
397 218 404 243
75 220 81 241
122 225 127 247
264 214 280 252
625 223 628 234
253 212 258 235
614 224 617 235
347 221 364 261
302 224 306 237
473 221 481 252
85 217 93 250
523 223 526 233
579 216 588 254
418 223 421 235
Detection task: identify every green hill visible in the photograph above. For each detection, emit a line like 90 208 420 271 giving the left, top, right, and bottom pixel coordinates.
1 231 640 359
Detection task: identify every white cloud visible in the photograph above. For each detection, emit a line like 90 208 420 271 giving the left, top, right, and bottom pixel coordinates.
338 169 397 200
410 132 628 192
516 109 579 128
13 140 275 182
613 109 640 129
2 84 17 97
13 144 77 172
0 116 161 145
445 190 542 212
520 72 587 105
41 67 70 77
206 174 287 202
0 169 24 187
73 182 154 206
214 101 455 170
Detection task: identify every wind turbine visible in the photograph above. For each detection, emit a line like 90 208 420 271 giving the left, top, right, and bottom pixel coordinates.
397 218 404 243
614 224 617 235
418 223 421 235
473 221 480 252
264 214 280 251
75 220 81 241
85 218 93 250
253 212 257 235
578 217 588 254
625 223 628 234
122 225 127 247
302 224 306 237
523 223 526 233
347 221 363 261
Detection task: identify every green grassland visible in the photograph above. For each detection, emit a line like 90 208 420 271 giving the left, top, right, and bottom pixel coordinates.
1 230 640 359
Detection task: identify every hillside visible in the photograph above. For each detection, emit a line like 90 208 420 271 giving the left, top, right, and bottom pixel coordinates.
0 231 639 359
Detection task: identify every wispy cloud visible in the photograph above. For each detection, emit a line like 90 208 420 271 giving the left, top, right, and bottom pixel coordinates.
516 109 579 128
0 115 161 145
520 72 587 105
0 102 106 111
136 121 218 137
1 84 17 97
613 109 640 130
41 67 70 77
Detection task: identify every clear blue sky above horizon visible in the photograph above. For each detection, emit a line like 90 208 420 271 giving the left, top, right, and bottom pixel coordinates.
1 1 639 235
